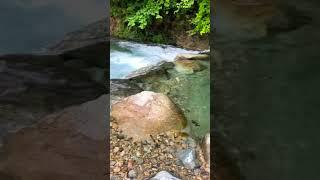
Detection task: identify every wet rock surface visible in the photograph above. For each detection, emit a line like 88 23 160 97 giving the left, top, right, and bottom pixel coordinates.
125 61 174 80
110 79 143 105
174 60 203 74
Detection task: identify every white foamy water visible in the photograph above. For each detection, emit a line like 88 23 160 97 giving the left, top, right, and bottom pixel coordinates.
110 40 199 79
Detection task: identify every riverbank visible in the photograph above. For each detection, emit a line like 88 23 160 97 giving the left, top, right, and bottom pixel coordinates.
110 16 209 51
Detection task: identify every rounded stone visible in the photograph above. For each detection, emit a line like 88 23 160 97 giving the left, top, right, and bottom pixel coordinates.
111 91 187 140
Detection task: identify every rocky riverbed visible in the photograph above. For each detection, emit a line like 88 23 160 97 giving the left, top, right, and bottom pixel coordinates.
110 120 209 179
110 53 211 179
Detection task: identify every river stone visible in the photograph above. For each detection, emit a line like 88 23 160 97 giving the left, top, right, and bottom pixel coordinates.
174 60 202 74
128 170 137 178
174 53 209 61
150 171 181 180
111 91 187 140
177 149 199 169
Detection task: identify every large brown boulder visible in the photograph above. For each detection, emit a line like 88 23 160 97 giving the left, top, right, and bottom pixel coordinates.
111 91 187 140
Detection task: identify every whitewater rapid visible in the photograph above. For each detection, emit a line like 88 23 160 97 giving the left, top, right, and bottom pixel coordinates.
110 40 199 79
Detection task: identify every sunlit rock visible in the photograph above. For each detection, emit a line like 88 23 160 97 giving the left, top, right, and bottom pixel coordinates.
111 91 187 140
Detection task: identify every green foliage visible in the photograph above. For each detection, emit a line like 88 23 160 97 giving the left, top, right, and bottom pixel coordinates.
191 0 210 35
151 34 166 44
111 0 210 36
127 0 163 29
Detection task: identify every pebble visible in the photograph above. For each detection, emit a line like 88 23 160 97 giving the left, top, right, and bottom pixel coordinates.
110 161 116 166
110 125 210 179
117 134 125 139
113 167 121 173
150 171 181 180
127 160 133 169
128 170 137 178
159 155 165 161
177 149 198 169
120 151 125 156
114 147 120 153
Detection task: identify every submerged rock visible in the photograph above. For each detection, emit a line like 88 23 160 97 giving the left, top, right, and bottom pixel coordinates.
126 61 174 79
151 171 181 180
177 148 199 169
111 91 187 140
174 60 202 74
110 79 143 106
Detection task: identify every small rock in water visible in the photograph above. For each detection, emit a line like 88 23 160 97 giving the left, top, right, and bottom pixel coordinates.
177 149 198 169
128 170 137 178
174 60 202 74
150 171 181 180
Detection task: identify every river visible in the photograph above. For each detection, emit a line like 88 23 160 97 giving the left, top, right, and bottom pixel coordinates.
110 40 199 79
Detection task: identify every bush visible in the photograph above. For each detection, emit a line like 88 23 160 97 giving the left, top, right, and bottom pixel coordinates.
111 0 210 36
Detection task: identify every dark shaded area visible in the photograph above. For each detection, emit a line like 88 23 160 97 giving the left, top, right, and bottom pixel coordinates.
0 41 109 151
212 0 320 179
